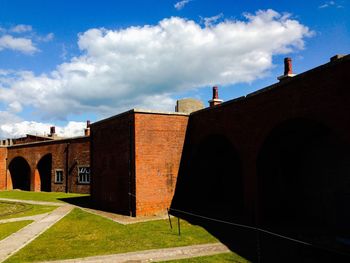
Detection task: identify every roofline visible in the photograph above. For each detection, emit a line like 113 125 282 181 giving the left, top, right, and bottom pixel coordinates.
91 108 189 127
16 134 55 140
7 135 89 148
190 54 350 116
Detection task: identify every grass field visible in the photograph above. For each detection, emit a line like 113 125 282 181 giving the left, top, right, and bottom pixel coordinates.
0 190 88 203
6 208 219 262
164 252 250 262
0 221 33 241
0 201 57 220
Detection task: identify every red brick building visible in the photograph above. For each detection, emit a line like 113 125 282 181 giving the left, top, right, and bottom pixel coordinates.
170 55 350 260
0 126 91 194
90 109 188 216
90 55 350 223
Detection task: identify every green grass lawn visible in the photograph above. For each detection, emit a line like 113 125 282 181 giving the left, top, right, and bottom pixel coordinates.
6 208 219 262
0 201 57 220
0 190 88 203
0 221 33 240
164 252 250 263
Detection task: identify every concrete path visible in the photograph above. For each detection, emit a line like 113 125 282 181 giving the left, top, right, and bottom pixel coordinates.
1 198 168 225
0 198 64 206
0 205 73 262
82 208 170 225
38 243 230 263
0 200 231 263
0 212 49 224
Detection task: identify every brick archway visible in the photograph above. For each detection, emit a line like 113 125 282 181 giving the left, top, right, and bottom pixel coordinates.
36 154 52 192
257 118 350 239
174 134 243 221
8 156 31 191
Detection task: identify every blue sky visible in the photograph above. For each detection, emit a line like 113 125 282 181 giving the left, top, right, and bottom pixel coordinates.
0 0 348 138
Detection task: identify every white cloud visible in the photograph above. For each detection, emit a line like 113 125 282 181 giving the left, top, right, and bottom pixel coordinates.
201 13 224 27
37 32 54 42
0 35 38 54
0 10 312 124
174 0 191 10
10 24 33 33
319 1 343 8
55 121 87 137
0 120 86 139
7 101 22 113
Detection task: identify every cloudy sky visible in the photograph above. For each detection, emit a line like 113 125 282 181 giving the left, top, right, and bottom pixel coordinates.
0 0 348 138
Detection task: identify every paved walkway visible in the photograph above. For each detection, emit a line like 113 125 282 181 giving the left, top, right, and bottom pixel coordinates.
0 199 231 263
38 243 230 263
0 212 49 224
0 198 64 206
82 208 170 225
1 198 170 225
0 205 73 262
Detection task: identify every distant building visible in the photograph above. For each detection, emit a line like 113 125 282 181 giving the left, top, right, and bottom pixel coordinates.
0 122 91 194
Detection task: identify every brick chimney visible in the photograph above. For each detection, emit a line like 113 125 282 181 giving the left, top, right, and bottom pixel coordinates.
278 57 296 81
49 126 56 138
208 86 223 107
84 120 90 136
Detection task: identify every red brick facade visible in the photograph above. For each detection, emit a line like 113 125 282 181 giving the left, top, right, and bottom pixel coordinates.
172 55 350 224
0 137 90 194
134 113 188 216
91 111 134 215
0 147 7 190
91 110 188 216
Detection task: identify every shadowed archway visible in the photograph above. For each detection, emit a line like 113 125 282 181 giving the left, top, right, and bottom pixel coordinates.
172 134 243 220
37 154 52 192
257 118 350 251
8 157 31 191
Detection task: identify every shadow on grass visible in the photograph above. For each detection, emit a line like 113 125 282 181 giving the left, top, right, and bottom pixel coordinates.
169 209 350 263
58 196 93 208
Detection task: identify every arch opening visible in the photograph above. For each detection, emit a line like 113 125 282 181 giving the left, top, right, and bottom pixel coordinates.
9 157 31 191
181 134 243 221
37 154 52 192
257 119 350 246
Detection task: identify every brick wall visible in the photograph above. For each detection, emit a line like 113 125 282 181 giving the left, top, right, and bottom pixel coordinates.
172 56 350 226
91 110 189 217
5 137 90 194
91 111 135 215
134 112 188 216
0 147 7 190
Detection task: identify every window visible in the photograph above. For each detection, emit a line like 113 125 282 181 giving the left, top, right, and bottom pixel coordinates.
78 166 90 184
55 169 64 183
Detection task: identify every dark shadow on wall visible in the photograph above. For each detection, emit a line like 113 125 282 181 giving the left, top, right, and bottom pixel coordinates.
9 157 31 191
171 119 350 262
170 133 256 260
172 134 243 220
257 118 350 260
37 154 52 192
